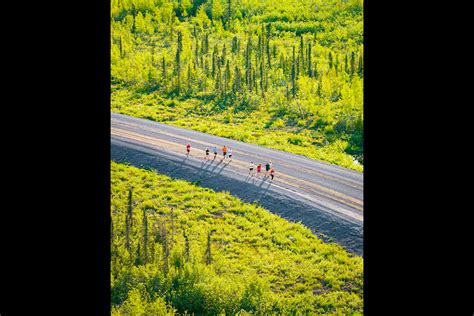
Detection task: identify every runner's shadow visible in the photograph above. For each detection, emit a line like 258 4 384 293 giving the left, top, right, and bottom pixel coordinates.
178 155 189 167
210 159 223 172
200 158 213 169
244 173 254 182
196 159 215 178
252 178 273 202
214 161 230 176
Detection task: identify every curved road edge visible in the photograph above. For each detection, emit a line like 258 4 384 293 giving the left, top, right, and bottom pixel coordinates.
111 139 364 257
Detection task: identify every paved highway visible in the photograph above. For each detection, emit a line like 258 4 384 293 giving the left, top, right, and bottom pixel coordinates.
111 112 364 256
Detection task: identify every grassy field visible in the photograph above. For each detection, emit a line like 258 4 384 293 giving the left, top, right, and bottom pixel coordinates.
111 161 363 314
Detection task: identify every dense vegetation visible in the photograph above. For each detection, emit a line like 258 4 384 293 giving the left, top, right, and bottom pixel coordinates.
111 161 363 314
111 0 364 171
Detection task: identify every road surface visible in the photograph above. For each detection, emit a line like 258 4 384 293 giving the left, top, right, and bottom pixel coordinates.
111 113 364 256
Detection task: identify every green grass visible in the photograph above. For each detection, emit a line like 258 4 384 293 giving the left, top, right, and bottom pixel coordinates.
111 161 363 314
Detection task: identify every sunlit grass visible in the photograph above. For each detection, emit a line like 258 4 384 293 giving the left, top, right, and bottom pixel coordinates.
111 161 363 314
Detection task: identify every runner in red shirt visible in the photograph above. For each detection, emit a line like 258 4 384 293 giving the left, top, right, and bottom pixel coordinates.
186 143 191 156
256 163 262 177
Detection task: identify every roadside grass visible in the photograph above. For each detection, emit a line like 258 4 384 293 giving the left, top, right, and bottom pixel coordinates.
112 86 363 172
111 161 363 314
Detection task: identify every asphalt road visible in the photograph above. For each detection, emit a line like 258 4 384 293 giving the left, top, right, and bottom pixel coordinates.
111 113 364 256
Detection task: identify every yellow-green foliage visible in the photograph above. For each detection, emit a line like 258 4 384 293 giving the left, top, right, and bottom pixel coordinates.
111 161 363 314
111 0 364 172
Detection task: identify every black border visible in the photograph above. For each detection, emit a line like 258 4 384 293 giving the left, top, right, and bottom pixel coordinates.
364 1 472 314
1 0 110 313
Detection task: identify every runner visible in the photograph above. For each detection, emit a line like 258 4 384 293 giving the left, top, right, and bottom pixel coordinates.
249 161 254 176
228 148 233 160
256 163 262 177
269 168 275 180
213 146 218 160
205 147 210 160
265 161 271 176
222 145 228 160
186 143 191 156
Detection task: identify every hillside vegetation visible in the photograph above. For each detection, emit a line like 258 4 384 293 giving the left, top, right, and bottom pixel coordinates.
111 161 363 314
111 0 364 171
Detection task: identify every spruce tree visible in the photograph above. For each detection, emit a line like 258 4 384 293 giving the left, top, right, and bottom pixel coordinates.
265 23 272 69
135 242 142 265
344 54 349 73
328 52 333 70
175 31 183 94
255 53 259 82
162 56 166 84
215 61 222 95
299 35 304 74
183 230 190 262
307 42 312 77
291 46 296 97
226 0 232 29
187 64 192 93
232 36 238 53
204 230 213 265
222 44 227 66
160 221 169 274
314 60 319 79
253 67 257 93
245 36 252 91
233 65 241 94
350 51 355 76
260 60 264 98
195 37 199 67
201 33 206 55
204 57 210 77
212 46 217 78
224 60 230 96
142 209 148 264
132 11 136 34
257 34 262 60
317 75 322 98
296 56 300 79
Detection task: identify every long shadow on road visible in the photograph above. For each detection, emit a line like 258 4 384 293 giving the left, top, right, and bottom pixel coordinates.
111 141 363 256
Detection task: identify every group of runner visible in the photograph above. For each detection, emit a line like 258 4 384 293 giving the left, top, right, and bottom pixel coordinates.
249 161 275 180
186 143 232 160
185 143 275 180
204 145 233 161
